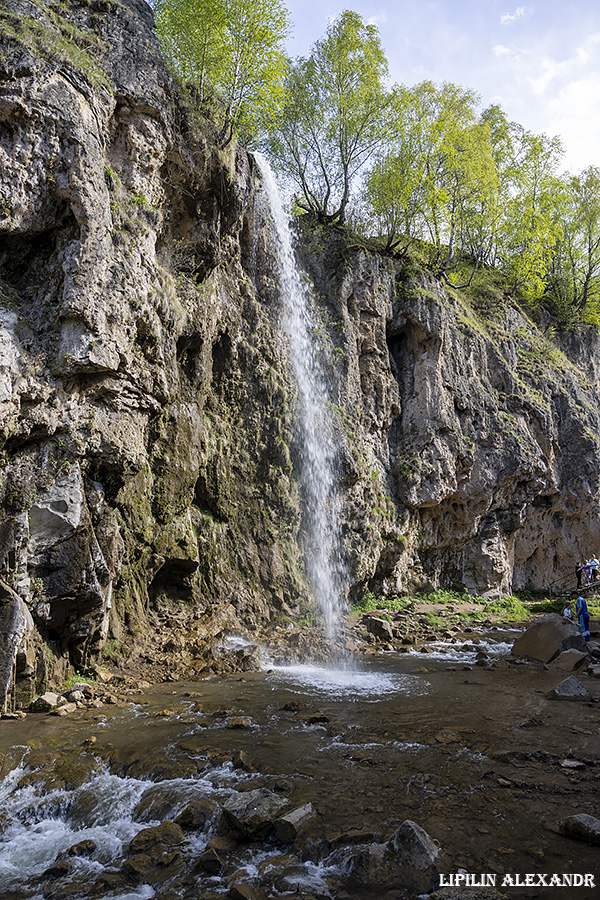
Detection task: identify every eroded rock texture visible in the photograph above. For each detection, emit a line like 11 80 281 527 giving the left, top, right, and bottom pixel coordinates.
1 0 600 705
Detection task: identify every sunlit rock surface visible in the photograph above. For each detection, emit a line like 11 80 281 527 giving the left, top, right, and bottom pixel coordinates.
1 0 600 704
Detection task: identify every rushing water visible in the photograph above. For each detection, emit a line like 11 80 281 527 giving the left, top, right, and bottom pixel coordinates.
1 633 598 900
254 154 345 639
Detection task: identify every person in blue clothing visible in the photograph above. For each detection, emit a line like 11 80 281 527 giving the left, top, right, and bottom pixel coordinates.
575 596 591 642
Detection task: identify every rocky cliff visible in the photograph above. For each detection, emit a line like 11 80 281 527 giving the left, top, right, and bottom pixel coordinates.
1 0 600 708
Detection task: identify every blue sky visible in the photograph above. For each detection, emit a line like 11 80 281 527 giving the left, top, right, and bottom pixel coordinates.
284 1 600 173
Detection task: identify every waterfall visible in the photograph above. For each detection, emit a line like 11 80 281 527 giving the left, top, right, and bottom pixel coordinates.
254 154 345 640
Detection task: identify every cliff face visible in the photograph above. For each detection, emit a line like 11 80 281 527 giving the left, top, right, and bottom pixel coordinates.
300 229 600 604
1 0 600 706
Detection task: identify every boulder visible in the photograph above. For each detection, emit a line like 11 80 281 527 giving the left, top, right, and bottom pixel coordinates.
274 803 316 843
511 614 587 663
387 819 441 892
174 799 218 830
559 813 600 845
223 789 289 840
30 692 61 712
365 616 394 642
546 676 591 701
346 820 440 894
551 649 588 671
126 821 184 855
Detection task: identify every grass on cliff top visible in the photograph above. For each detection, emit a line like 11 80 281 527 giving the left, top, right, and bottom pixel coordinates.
350 588 600 625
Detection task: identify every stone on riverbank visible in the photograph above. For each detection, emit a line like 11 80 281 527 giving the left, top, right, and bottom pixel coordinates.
511 614 587 663
559 813 600 844
551 649 588 670
546 676 591 701
274 803 316 843
29 692 61 712
346 819 441 893
223 789 289 840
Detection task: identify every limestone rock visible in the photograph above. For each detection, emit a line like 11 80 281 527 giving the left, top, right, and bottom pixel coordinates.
274 803 316 843
551 648 588 670
346 820 441 894
511 614 587 663
387 819 441 892
365 615 394 642
126 821 184 855
223 789 289 840
559 813 600 845
29 691 60 712
546 676 591 701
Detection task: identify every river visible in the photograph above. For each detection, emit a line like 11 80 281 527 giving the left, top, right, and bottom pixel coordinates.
1 632 598 900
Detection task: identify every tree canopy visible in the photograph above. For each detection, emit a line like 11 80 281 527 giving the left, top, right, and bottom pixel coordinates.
154 0 290 147
266 10 389 224
154 2 600 326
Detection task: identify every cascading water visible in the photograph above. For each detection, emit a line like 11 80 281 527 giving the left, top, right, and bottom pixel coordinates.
254 154 345 640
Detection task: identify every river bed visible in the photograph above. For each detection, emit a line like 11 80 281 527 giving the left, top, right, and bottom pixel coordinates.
0 632 598 900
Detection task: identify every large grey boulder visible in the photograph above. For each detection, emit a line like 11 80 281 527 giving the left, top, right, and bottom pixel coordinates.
511 614 587 663
346 819 441 894
546 676 591 701
223 789 289 840
559 813 600 845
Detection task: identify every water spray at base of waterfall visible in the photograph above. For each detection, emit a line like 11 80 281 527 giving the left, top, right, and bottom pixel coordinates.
254 154 347 645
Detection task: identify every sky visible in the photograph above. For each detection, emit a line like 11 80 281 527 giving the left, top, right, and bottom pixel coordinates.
283 0 600 174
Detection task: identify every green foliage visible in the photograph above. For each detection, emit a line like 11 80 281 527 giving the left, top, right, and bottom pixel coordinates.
0 1 110 88
267 10 389 224
352 590 412 614
154 0 290 147
62 672 96 691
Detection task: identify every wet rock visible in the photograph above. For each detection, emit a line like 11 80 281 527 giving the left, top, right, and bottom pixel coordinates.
223 788 289 840
346 820 441 894
232 749 256 772
228 883 266 900
546 676 591 701
588 663 600 678
274 803 316 843
197 847 224 874
559 813 600 844
29 691 61 712
227 716 252 729
387 819 441 892
365 616 394 642
43 858 75 879
511 614 587 663
126 821 184 855
121 853 154 881
174 798 219 830
551 649 588 670
60 839 97 859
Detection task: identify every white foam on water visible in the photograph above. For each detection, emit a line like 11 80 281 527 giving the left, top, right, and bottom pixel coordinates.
409 638 512 663
269 662 427 699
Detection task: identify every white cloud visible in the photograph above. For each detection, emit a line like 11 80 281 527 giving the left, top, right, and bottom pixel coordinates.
493 44 514 58
500 6 528 25
367 12 387 27
546 73 600 171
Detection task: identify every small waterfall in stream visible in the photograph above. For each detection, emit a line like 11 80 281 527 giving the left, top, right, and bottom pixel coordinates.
254 154 345 640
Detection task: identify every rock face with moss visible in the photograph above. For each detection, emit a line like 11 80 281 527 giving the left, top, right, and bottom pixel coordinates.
0 0 307 705
1 0 600 708
299 226 600 602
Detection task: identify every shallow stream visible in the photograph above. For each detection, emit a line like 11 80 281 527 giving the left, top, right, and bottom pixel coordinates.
0 632 598 900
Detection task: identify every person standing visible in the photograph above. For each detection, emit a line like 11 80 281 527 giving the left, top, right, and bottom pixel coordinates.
575 596 591 642
590 556 599 583
576 561 586 588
